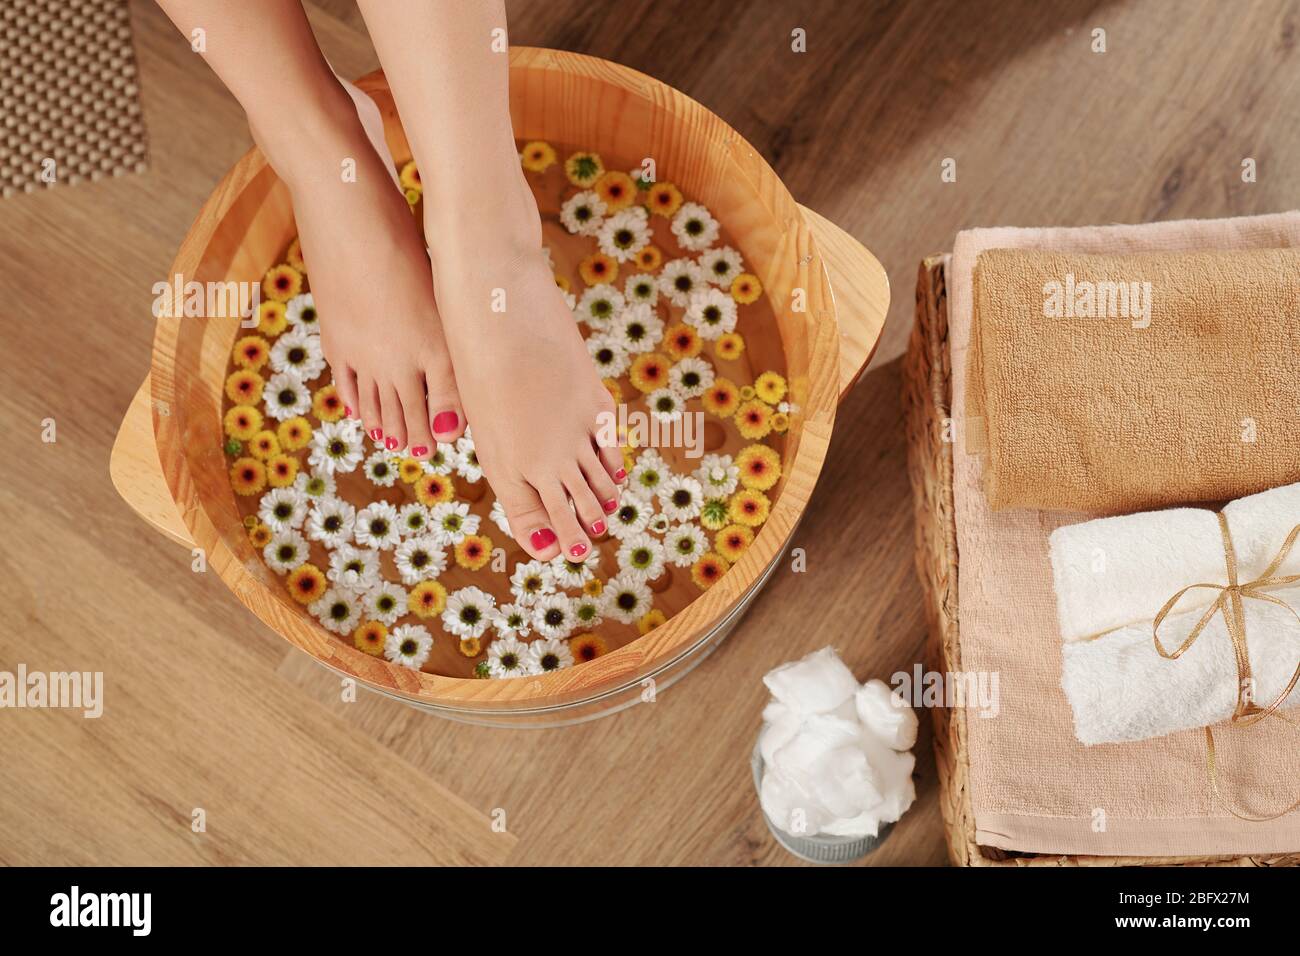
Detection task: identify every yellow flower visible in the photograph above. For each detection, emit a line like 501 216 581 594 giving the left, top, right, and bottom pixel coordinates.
754 371 788 405
262 264 303 302
637 608 667 635
582 578 604 597
554 273 571 293
602 377 624 406
646 182 683 217
224 404 263 440
736 443 781 491
579 252 618 286
224 369 264 405
398 457 425 483
690 552 730 590
621 446 637 473
232 335 270 371
286 237 307 273
408 580 448 619
404 188 422 208
629 352 670 393
772 412 790 433
664 323 702 361
454 533 493 570
701 377 740 417
256 300 288 336
229 457 266 496
353 620 388 656
277 416 312 452
399 160 422 191
312 384 345 422
286 563 326 604
729 488 771 527
734 399 773 440
520 140 557 172
739 384 756 401
730 272 763 304
248 523 271 547
266 453 299 488
564 151 604 187
247 429 280 461
571 633 607 662
459 636 482 657
595 170 636 212
415 472 454 507
714 524 754 562
715 332 746 361
635 244 663 272
699 497 730 531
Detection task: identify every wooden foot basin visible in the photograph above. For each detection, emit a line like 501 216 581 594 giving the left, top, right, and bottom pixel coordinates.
111 50 888 726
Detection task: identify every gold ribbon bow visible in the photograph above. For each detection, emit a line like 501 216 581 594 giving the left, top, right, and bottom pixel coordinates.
1152 514 1300 821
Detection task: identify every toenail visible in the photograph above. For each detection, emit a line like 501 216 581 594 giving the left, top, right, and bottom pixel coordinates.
569 543 588 558
614 468 627 482
591 520 606 535
603 498 618 513
530 528 557 550
385 436 399 450
433 411 459 434
370 428 383 441
344 405 353 417
411 445 428 457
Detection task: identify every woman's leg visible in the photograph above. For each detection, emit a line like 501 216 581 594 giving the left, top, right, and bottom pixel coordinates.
154 0 465 457
356 0 626 563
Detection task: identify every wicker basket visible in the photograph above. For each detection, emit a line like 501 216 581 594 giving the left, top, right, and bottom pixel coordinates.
902 255 1300 867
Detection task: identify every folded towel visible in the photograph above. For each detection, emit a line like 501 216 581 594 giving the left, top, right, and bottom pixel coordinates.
968 247 1300 514
1049 481 1300 744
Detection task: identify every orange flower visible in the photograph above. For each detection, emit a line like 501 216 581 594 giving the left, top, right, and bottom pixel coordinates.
232 335 270 371
734 399 773 440
730 272 763 304
353 620 388 656
286 237 306 273
262 264 303 302
637 608 667 635
646 182 683 217
408 580 448 619
398 457 425 484
701 377 740 417
266 453 299 488
520 140 557 172
247 429 280 461
663 323 702 361
286 563 326 604
414 472 454 507
224 404 263 441
229 457 266 496
277 416 312 452
715 332 745 361
459 637 482 657
256 300 288 336
714 524 754 562
571 633 608 662
595 170 636 212
754 371 788 405
690 552 730 590
399 160 422 191
579 252 618 286
225 369 264 405
735 443 781 491
602 377 624 405
554 273 571 293
635 244 663 272
454 533 493 570
629 352 670 393
248 523 272 547
312 384 345 422
729 488 771 527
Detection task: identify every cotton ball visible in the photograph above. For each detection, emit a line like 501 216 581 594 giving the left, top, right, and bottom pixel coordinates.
763 646 859 714
760 766 836 835
855 679 919 751
758 705 802 767
858 730 917 823
768 716 882 823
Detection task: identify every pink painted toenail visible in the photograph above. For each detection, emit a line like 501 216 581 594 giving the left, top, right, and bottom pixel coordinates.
603 498 618 513
614 468 627 482
370 428 383 441
591 520 606 535
411 445 429 457
344 405 353 417
433 411 459 434
530 528 557 550
385 436 399 450
570 543 588 558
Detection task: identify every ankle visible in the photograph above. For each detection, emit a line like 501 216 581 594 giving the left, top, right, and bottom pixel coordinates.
249 79 369 189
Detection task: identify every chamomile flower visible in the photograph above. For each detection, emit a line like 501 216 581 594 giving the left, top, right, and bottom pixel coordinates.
560 189 607 236
312 383 345 422
385 623 433 669
617 532 667 581
624 272 659 307
441 586 496 639
266 454 298 488
669 356 714 398
526 637 574 673
263 370 311 422
602 572 654 624
702 377 741 417
414 472 455 508
532 593 577 640
586 332 630 379
577 285 624 327
397 457 425 484
715 524 755 563
365 581 408 627
616 302 664 354
663 323 702 361
353 620 387 657
225 369 264 405
277 416 312 452
263 529 309 574
310 588 362 635
394 535 447 585
693 453 740 497
230 459 267 496
454 534 493 570
263 264 303 302
520 140 557 172
407 579 447 619
647 513 671 536
658 474 704 522
233 335 270 371
597 206 652 262
628 352 671 393
730 272 763 304
284 292 319 331
510 559 556 605
259 486 308 532
646 387 683 423
295 469 336 501
671 202 719 251
730 488 771 527
270 329 325 380
699 245 744 286
454 435 482 483
594 170 637 212
664 523 708 567
492 602 533 639
570 633 608 663
630 449 669 498
247 430 280 461
256 300 288 337
691 552 730 590
489 500 512 537
363 450 400 487
286 563 327 604
659 258 706 307
646 181 683 218
716 331 746 361
487 636 531 679
354 501 401 550
635 244 663 272
551 547 599 589
754 371 788 405
328 544 381 593
684 287 738 340
428 501 479 547
306 496 355 548
735 399 774 440
224 405 263 441
397 502 430 537
608 495 653 539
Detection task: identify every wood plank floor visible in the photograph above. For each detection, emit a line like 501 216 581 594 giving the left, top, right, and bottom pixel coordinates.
3 0 1300 865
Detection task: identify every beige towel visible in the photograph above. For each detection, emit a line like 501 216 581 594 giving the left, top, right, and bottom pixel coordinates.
949 212 1300 857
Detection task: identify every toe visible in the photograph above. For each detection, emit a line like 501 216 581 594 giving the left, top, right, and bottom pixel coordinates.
497 478 561 560
539 479 591 561
333 366 361 421
357 376 384 444
424 359 465 444
592 430 627 484
579 447 620 521
379 384 406 452
564 461 609 537
399 374 435 459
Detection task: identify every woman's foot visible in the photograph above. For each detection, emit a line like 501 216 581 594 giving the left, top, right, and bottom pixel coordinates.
253 83 465 459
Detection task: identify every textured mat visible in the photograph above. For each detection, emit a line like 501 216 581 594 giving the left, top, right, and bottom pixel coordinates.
0 0 149 198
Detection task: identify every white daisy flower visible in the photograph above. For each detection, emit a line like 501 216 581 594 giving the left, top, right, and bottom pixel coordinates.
658 257 707 307
624 272 659 307
577 285 625 327
630 448 669 498
454 436 482 483
491 602 533 639
363 450 400 487
608 494 653 539
664 523 708 567
646 387 683 423
305 496 355 548
509 559 556 605
616 302 665 354
364 581 408 627
563 290 577 311
258 486 307 532
559 189 607 236
285 292 319 331
602 573 654 624
586 332 629 379
489 500 512 537
526 637 574 673
310 588 361 635
669 356 714 398
550 547 599 589
397 502 430 537
647 513 671 536
385 623 433 669
683 287 738 339
327 544 381 593
671 201 720 251
354 501 401 550
617 532 667 581
693 453 740 497
269 328 326 381
487 636 531 679
263 529 309 574
295 469 336 500
264 370 311 421
532 593 577 640
698 245 744 286
428 501 479 547
423 441 458 476
597 206 652 262
571 594 604 630
393 535 448 586
441 586 496 639
309 419 365 475
657 474 704 522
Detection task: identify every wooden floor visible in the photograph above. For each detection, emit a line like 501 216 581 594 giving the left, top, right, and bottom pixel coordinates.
4 0 1300 865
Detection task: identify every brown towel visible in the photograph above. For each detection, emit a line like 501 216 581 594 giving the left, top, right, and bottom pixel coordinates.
968 247 1300 513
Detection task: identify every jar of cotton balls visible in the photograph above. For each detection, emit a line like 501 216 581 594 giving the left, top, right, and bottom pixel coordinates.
754 647 918 864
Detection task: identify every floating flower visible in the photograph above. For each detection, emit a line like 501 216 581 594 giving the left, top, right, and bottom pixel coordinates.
520 140 557 172
510 559 555 605
586 332 630 379
442 586 496 639
551 546 599 589
714 523 754 562
616 302 664 354
671 202 719 252
597 206 651 261
397 458 425 485
460 637 482 658
408 579 448 619
394 535 448 585
602 572 653 624
564 151 604 187
583 577 605 598
629 449 668 498
399 160 422 191
729 488 771 527
616 532 667 581
263 529 309 574
772 412 790 433
264 370 312 421
699 246 744 287
259 486 308 532
363 450 399 487
628 352 670 393
701 377 740 417
526 637 574 673
423 442 458 475
658 524 707 571
385 623 433 669
684 287 738 339
397 501 430 537
306 497 354 548
646 181 683 218
285 293 319 331
296 469 336 500
225 369 265 405
489 500 512 537
577 285 624 327
690 552 730 590
693 454 740 498
247 429 280 461
532 593 577 640
230 457 267 496
248 523 272 548
365 581 408 627
572 594 603 630
277 416 312 452
657 474 704 522
663 323 702 361
594 170 637 212
355 501 401 550
669 355 714 398
754 371 788 405
579 252 618 286
736 443 782 491
646 387 683 423
312 383 345 422
740 385 757 401
492 602 533 639
328 544 381 593
309 419 365 474
262 264 303 302
429 501 479 547
311 588 362 635
730 272 763 304
638 608 667 635
734 399 774 440
266 453 299 488
270 329 326 381
699 497 731 531
624 273 659 307
634 244 663 272
487 636 531 679
715 331 746 361
659 258 706 307
286 238 306 273
647 513 671 536
414 471 455 507
560 189 607 236
224 404 263 441
454 533 493 570
570 633 607 663
456 435 484 482
353 620 387 657
286 562 327 604
232 335 270 371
